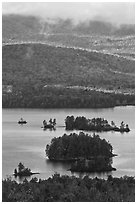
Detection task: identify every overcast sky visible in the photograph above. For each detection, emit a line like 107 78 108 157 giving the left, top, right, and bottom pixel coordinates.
2 2 135 25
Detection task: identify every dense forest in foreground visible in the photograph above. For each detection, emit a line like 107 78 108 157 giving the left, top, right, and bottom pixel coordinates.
2 174 135 202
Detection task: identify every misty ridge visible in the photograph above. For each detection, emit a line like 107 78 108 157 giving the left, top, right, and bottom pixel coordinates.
2 14 135 41
2 11 135 108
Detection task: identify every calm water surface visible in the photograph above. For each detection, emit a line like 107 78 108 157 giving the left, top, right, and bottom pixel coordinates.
2 106 135 181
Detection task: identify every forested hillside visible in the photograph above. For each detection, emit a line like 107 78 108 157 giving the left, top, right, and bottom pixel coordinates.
2 43 135 108
2 43 134 89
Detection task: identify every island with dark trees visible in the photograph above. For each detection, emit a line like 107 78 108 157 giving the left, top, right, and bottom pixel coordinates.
46 132 116 172
65 116 130 132
13 162 39 177
42 118 56 130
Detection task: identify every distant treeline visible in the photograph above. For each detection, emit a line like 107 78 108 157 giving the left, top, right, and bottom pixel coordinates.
2 174 135 202
2 87 135 108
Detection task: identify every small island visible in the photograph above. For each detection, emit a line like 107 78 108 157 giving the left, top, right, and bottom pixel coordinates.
65 116 130 132
13 162 39 177
46 132 116 172
43 118 56 130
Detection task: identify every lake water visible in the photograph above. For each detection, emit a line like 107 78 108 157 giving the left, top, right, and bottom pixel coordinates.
2 106 135 181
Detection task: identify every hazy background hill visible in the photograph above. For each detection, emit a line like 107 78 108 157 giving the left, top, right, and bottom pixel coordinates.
3 15 135 60
2 14 135 92
2 15 41 40
2 14 135 108
2 14 135 41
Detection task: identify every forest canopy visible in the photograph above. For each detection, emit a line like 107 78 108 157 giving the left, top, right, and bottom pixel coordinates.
2 174 135 202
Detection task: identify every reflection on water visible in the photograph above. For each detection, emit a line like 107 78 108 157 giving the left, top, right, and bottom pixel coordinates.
45 159 71 169
2 106 135 181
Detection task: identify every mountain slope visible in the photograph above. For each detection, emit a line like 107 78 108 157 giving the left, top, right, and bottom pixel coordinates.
2 43 134 89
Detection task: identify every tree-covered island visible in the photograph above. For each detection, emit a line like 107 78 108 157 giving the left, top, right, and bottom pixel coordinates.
46 132 116 172
14 162 39 177
65 116 130 132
